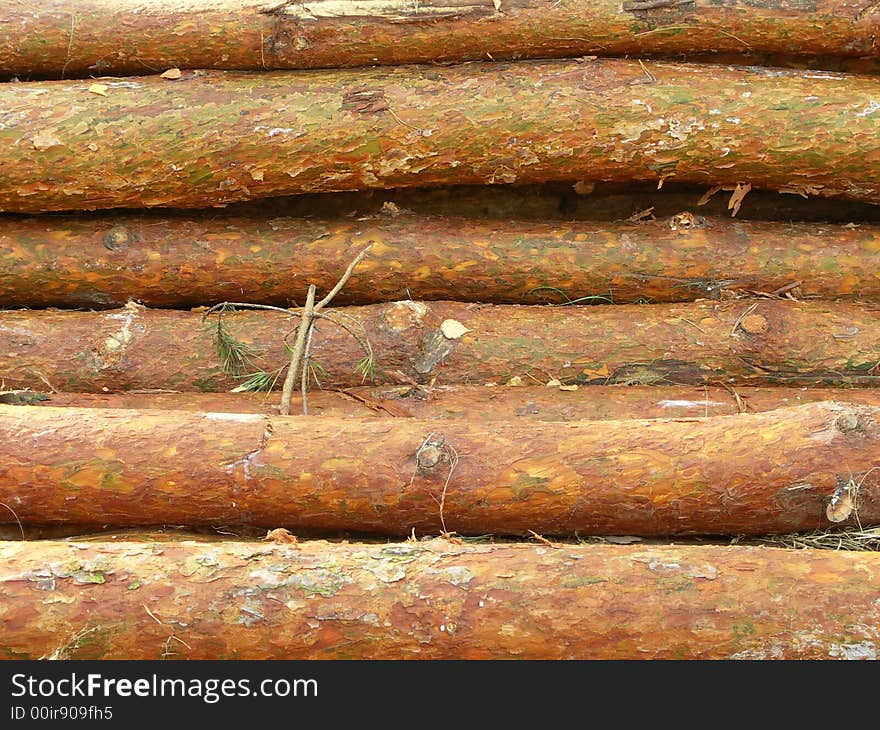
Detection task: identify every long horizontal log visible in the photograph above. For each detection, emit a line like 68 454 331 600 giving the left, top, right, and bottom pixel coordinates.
3 60 880 213
2 538 879 659
2 401 878 534
2 0 878 79
13 385 880 420
3 212 880 308
2 300 880 392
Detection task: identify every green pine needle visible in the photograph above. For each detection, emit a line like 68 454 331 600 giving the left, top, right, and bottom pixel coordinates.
211 306 257 377
355 355 376 383
230 367 286 393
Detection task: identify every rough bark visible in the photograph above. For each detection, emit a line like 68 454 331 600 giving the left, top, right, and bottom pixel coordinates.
2 538 880 659
1 401 878 534
2 59 880 213
1 0 877 79
2 300 880 392
3 211 880 308
10 385 880 421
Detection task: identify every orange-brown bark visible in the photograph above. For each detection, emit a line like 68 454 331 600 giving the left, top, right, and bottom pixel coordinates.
3 211 880 308
1 0 877 78
1 401 877 535
11 385 880 420
2 59 879 213
2 300 880 392
2 538 879 659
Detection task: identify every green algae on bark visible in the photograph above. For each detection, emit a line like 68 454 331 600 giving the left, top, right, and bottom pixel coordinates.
1 538 879 659
2 59 879 213
2 212 880 308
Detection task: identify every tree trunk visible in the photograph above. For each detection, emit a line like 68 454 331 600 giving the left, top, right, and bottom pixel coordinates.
2 300 880 392
12 385 880 420
2 537 879 659
3 211 880 308
2 59 879 213
1 0 877 79
1 401 877 534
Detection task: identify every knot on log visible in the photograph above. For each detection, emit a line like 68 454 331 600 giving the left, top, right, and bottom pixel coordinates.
834 410 866 434
416 433 446 471
739 313 768 335
104 225 133 250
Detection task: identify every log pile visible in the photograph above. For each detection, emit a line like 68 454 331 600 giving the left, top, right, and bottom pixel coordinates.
1 0 879 660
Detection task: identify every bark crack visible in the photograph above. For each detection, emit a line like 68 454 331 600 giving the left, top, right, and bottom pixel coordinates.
224 418 275 482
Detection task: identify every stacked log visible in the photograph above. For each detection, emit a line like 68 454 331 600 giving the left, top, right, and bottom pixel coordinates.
1 60 879 213
1 538 878 660
2 0 877 77
2 212 879 308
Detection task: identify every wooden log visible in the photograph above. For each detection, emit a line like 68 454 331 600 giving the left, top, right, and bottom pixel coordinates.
2 538 879 659
3 211 880 308
1 0 877 79
2 300 880 392
11 385 880 421
2 59 879 213
1 401 878 534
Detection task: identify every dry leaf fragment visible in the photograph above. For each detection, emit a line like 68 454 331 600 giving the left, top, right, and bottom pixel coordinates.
506 376 524 387
826 481 855 523
263 527 298 544
160 68 182 80
87 83 109 96
626 207 655 222
779 184 822 198
493 0 502 9
697 184 725 206
558 384 579 391
440 319 471 339
380 201 404 216
581 363 610 381
249 169 265 181
32 130 62 151
727 182 752 217
545 378 562 387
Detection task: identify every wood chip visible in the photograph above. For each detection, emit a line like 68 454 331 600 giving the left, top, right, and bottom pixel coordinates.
32 130 61 151
440 319 471 340
263 528 298 545
727 183 752 217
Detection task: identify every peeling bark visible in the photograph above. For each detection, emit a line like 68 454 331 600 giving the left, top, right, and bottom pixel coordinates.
1 401 878 534
1 0 878 78
16 385 880 420
1 538 879 659
2 300 880 392
3 212 880 308
2 59 880 213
